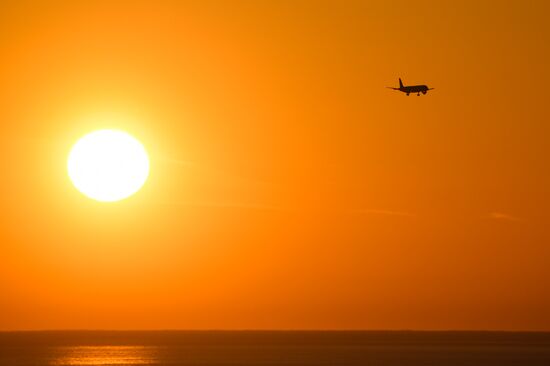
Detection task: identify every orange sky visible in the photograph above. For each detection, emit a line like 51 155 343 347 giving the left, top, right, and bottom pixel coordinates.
1 0 549 330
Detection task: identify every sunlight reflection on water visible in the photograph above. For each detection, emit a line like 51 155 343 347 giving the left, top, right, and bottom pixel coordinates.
50 346 158 365
2 331 548 366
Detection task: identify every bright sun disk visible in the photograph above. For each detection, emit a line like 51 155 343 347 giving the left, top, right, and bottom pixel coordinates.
68 129 149 202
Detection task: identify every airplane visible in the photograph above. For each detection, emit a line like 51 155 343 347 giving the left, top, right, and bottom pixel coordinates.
387 78 434 96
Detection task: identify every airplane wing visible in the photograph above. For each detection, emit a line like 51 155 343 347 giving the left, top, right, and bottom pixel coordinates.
386 87 400 90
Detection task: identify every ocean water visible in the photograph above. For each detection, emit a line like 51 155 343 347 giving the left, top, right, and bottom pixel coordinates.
1 331 549 366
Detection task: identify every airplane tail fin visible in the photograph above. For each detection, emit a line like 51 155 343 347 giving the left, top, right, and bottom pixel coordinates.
399 78 404 89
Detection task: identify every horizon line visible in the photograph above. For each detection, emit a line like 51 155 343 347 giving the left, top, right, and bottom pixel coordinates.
1 329 549 333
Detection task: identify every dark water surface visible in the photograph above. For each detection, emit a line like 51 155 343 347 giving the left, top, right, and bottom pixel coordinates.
1 331 549 365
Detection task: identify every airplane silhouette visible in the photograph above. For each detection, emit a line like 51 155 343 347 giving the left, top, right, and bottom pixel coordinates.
387 78 434 96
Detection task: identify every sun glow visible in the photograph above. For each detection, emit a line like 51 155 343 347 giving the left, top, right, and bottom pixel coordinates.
68 130 150 202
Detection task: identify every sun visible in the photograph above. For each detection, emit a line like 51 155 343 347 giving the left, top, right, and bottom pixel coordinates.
68 130 150 202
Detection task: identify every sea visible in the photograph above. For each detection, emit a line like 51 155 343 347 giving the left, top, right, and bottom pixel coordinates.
1 331 549 366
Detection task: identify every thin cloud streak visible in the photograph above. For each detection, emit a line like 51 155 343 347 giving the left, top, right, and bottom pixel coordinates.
181 201 286 211
154 158 417 216
163 158 275 187
488 212 524 222
146 200 416 216
147 200 286 211
349 209 416 217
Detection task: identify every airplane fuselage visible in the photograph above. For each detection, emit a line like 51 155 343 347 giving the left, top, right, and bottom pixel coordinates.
389 79 433 96
400 85 429 94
